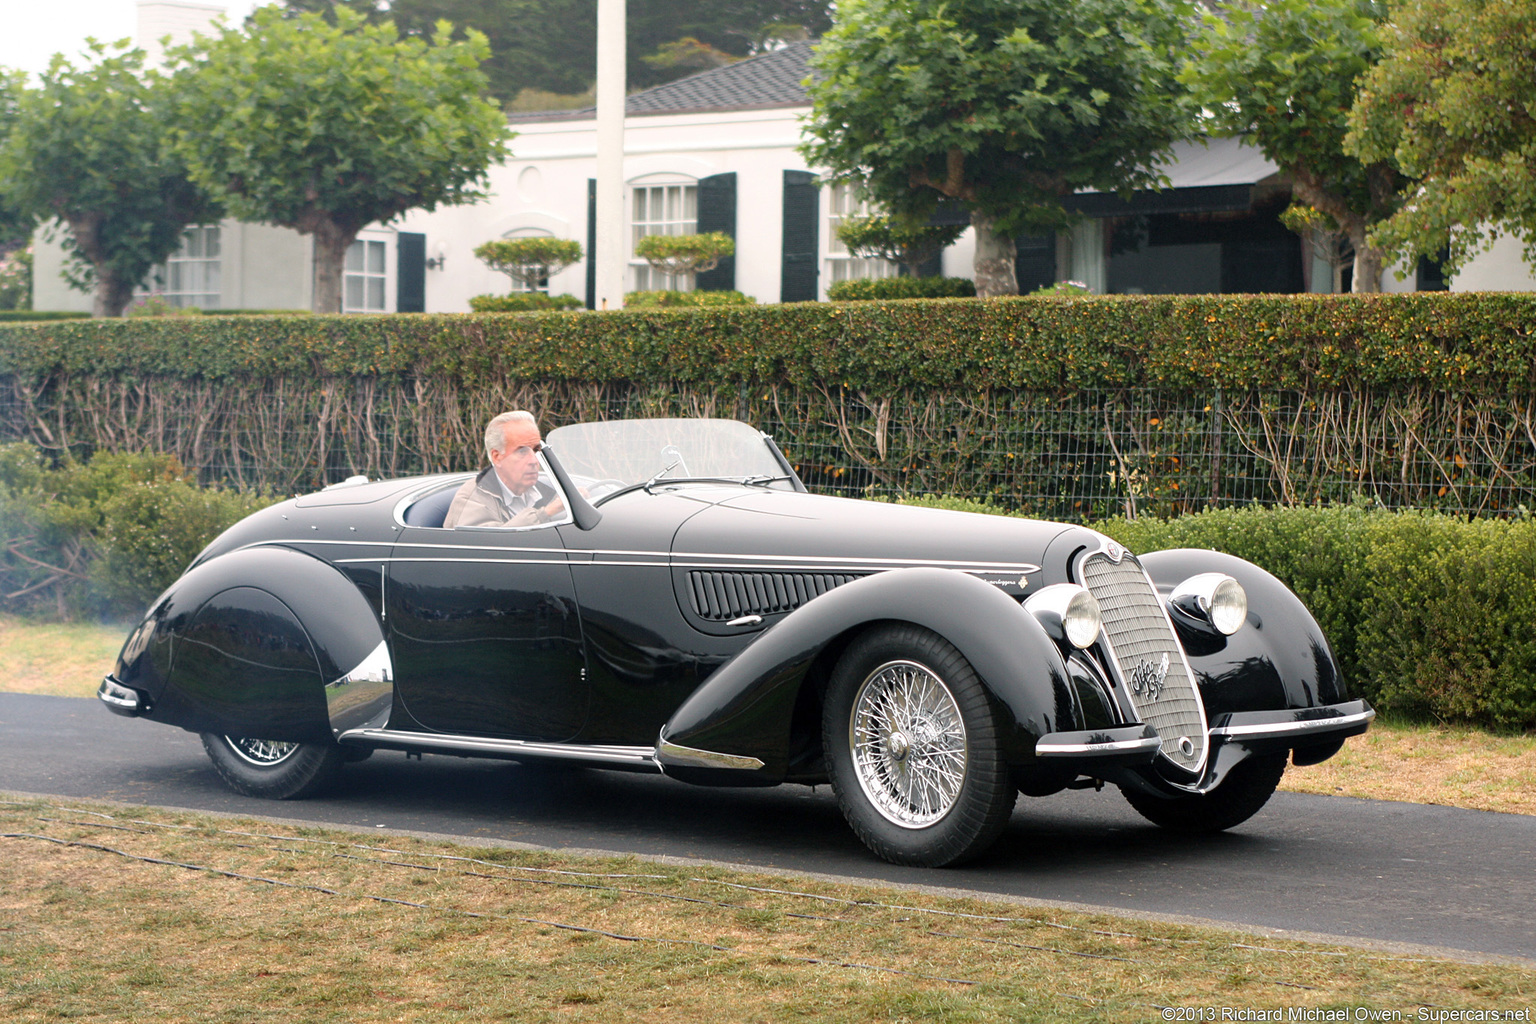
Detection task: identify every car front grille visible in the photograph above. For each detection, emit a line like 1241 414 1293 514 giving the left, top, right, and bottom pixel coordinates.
1079 551 1207 772
686 571 865 622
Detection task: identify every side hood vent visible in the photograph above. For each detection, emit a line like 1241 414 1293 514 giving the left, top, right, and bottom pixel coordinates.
687 571 866 622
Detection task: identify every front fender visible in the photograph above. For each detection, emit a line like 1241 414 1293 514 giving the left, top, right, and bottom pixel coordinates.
660 567 1080 783
109 545 389 742
1138 549 1347 720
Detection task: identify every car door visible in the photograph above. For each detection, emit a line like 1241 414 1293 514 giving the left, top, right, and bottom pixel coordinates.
385 471 589 742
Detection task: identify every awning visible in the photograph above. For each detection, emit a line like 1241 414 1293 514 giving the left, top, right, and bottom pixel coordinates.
1067 137 1281 217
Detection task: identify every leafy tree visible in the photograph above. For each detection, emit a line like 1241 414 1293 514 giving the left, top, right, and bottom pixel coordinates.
634 232 735 277
801 0 1193 297
277 0 834 105
1346 0 1536 277
835 215 965 277
474 237 582 291
1181 0 1401 292
169 8 512 314
0 70 35 253
0 45 219 317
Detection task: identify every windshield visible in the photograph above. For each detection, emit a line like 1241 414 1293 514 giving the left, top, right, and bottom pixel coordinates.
545 418 793 498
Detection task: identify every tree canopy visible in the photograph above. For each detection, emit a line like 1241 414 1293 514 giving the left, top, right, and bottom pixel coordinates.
0 70 34 253
800 0 1192 296
1181 0 1400 292
278 0 834 106
1346 0 1536 276
169 7 512 313
0 44 219 316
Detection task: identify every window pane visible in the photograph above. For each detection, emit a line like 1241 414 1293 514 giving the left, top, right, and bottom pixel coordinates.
367 240 385 275
367 276 385 310
345 275 363 309
345 241 364 273
204 227 220 259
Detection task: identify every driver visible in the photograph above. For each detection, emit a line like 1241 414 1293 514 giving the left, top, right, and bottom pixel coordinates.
442 411 566 529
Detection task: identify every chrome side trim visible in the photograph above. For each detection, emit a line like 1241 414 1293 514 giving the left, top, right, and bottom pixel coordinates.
1036 736 1163 757
97 675 146 715
325 640 394 736
656 738 766 771
337 728 661 769
1209 707 1376 740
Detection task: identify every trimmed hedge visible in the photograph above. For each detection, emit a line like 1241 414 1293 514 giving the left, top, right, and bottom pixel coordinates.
467 293 584 312
0 311 90 322
826 276 977 301
907 496 1536 731
3 292 1535 391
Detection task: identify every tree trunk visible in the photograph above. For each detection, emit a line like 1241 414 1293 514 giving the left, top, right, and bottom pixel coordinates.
970 212 1017 298
310 220 359 314
92 270 136 318
1348 221 1385 293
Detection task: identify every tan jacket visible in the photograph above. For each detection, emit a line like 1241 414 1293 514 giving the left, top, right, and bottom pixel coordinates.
442 467 557 529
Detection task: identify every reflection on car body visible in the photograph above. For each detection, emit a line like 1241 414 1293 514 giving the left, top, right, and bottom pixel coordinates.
100 418 1372 866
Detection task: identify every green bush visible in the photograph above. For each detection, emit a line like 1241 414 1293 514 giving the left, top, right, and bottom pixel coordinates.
623 289 755 307
468 293 584 312
0 444 278 618
827 276 977 301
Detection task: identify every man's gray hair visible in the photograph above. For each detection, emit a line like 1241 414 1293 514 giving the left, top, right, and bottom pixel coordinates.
484 410 537 459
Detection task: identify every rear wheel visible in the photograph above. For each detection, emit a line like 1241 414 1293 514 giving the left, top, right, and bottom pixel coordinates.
1120 752 1287 832
823 625 1015 867
201 733 345 799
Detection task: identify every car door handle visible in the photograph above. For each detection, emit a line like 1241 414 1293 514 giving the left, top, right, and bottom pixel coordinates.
726 615 763 628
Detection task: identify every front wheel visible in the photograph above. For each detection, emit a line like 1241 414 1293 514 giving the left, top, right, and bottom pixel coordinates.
823 625 1015 867
201 733 345 799
1120 751 1287 832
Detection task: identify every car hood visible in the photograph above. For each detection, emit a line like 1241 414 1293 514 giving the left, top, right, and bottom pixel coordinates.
667 486 1107 591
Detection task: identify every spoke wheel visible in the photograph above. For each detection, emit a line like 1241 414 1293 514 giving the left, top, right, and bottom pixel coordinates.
824 625 1014 867
849 660 968 828
201 732 345 800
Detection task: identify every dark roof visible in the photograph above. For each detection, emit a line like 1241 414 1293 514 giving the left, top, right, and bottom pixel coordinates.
514 40 815 123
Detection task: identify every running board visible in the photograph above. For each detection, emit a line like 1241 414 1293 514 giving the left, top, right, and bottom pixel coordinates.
336 728 661 770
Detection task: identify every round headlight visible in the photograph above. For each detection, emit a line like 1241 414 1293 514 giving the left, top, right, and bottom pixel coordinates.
1062 589 1102 649
1170 573 1248 636
1208 576 1248 636
1025 584 1102 650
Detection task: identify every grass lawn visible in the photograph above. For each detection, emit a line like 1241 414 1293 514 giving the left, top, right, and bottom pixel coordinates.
2 796 1532 1023
3 615 1532 816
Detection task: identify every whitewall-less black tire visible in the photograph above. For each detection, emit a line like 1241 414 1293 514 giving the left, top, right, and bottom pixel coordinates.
822 625 1015 867
200 733 345 799
1120 751 1287 832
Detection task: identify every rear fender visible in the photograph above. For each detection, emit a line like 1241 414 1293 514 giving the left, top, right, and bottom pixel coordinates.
660 567 1079 784
112 545 390 742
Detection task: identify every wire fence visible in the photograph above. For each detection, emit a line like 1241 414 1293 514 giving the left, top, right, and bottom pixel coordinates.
4 373 1535 520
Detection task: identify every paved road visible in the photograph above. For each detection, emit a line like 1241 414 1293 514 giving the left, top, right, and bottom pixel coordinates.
4 692 1533 963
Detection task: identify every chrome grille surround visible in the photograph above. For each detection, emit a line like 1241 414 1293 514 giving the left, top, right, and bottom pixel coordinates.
1078 545 1209 775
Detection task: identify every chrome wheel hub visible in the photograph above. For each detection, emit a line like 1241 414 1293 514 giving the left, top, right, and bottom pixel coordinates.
849 660 968 829
226 736 300 767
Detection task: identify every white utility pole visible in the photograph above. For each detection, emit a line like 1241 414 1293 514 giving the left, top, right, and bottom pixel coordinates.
594 0 626 310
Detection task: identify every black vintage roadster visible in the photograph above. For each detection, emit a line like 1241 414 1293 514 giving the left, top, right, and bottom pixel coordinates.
101 418 1372 866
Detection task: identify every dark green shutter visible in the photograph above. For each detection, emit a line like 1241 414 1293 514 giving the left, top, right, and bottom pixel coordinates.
397 232 426 312
781 170 819 302
1014 233 1055 293
695 173 737 292
585 179 597 310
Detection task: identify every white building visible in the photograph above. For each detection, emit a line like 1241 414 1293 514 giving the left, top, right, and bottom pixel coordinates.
29 5 1536 313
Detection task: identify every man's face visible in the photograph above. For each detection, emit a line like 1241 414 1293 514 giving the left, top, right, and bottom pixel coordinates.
489 420 543 495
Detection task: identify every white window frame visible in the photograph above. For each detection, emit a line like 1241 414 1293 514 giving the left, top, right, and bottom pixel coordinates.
629 175 698 293
825 184 900 288
343 233 394 313
138 225 222 309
